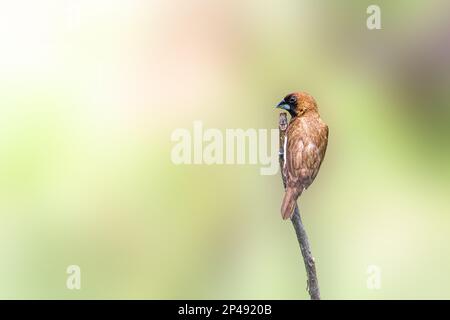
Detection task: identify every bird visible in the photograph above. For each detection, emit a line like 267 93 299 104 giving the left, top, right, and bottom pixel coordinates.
276 92 329 220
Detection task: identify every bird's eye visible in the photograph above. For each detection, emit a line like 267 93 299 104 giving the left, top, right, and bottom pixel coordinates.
289 96 297 104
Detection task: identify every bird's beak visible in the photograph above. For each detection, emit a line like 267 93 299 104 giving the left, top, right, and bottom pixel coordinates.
276 100 290 111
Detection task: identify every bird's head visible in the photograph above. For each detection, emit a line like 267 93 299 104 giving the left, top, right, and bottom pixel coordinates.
276 92 318 117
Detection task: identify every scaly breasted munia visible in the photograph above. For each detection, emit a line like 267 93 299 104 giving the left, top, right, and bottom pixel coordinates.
276 92 329 220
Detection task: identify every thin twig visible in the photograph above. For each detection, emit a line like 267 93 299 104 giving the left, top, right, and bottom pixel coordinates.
278 112 321 300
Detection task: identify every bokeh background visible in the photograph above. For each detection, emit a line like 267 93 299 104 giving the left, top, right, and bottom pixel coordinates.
1 0 450 299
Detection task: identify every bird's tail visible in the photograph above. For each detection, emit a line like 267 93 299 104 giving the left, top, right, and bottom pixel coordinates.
281 187 301 220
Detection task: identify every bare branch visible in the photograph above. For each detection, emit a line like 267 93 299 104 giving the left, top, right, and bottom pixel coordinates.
278 112 321 300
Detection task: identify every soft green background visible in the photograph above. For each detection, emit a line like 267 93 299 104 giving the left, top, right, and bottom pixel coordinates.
1 0 449 299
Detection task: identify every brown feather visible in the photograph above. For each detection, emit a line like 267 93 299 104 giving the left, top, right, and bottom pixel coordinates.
279 92 328 219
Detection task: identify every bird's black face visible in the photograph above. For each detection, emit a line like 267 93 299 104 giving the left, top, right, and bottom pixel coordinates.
276 94 298 117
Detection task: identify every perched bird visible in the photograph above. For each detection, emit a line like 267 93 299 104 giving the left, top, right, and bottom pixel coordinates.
276 92 329 220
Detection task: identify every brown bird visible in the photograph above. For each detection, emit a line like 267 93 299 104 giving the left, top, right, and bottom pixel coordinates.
276 92 329 220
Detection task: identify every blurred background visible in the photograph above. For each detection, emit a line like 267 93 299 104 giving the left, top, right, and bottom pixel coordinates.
0 0 450 299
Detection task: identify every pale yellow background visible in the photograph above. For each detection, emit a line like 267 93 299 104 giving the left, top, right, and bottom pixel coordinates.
1 0 449 299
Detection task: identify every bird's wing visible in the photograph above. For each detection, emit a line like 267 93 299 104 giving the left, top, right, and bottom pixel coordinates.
286 121 328 190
